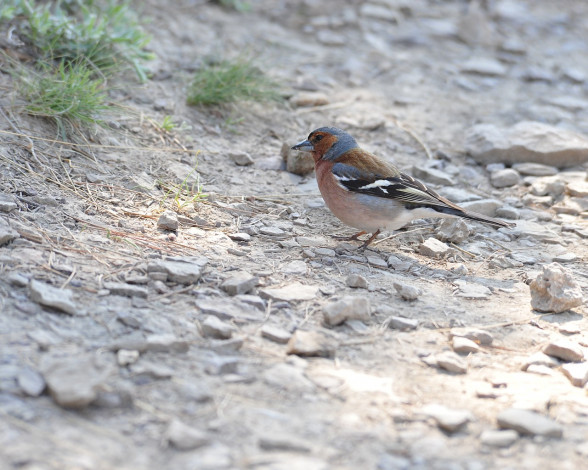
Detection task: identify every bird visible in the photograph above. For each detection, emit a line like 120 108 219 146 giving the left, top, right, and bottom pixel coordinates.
291 127 514 249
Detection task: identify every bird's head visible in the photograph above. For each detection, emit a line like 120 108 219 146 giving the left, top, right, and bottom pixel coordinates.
291 127 358 162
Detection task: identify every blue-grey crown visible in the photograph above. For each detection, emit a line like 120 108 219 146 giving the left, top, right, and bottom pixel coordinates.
313 127 358 161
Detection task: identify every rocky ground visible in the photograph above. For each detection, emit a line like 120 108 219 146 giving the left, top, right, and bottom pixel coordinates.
1 1 588 469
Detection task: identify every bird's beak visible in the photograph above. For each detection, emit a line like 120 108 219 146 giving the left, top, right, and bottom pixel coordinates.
291 139 314 152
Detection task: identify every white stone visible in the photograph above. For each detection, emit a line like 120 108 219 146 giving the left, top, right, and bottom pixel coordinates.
530 263 584 313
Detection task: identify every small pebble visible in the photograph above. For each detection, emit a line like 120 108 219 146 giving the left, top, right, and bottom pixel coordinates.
346 274 368 289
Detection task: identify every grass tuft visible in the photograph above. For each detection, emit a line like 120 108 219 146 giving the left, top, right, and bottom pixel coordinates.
187 58 281 106
16 60 109 135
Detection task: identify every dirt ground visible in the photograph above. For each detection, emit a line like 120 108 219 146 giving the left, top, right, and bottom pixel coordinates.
1 1 588 469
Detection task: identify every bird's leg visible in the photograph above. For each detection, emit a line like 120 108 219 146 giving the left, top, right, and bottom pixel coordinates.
332 230 366 241
357 230 380 250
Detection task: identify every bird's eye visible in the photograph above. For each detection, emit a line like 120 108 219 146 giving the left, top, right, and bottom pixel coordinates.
314 135 323 142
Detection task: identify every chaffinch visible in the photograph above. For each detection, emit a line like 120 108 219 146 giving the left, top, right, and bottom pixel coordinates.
292 127 513 248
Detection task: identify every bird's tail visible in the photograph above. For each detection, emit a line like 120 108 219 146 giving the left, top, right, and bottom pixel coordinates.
449 208 515 228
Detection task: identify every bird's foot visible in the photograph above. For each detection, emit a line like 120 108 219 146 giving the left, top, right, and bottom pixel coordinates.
332 230 367 241
356 230 381 251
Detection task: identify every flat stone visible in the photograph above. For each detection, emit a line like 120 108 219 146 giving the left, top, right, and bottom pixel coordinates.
512 163 558 176
346 274 368 289
552 252 578 263
385 316 419 330
323 296 371 326
7 272 30 287
228 232 251 242
282 260 307 275
543 340 584 362
360 3 399 22
465 121 588 167
451 328 493 346
201 315 235 339
393 281 422 301
147 257 208 284
195 298 264 321
287 330 336 358
461 57 508 76
530 177 565 197
567 181 588 197
367 255 388 268
17 368 46 397
480 429 519 448
166 419 209 450
157 210 179 231
412 165 454 186
454 280 491 299
29 280 77 315
435 351 467 374
491 168 520 188
41 354 111 409
436 218 470 243
0 218 19 245
258 434 312 453
563 363 588 387
452 336 481 354
220 271 257 296
0 194 17 212
290 92 329 108
145 334 190 353
296 236 328 247
529 263 584 313
259 283 318 302
423 404 472 432
103 281 148 298
459 199 503 217
260 324 292 344
497 408 563 438
228 151 253 166
263 363 315 392
526 364 556 376
419 238 450 258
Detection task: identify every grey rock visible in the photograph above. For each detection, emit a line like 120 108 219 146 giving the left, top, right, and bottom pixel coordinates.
204 356 240 375
561 362 588 387
117 349 140 366
296 236 328 247
282 260 307 275
511 220 559 242
452 336 481 354
451 328 493 345
459 199 503 217
323 296 370 326
412 165 454 186
360 3 399 22
166 419 209 450
393 281 422 301
543 340 584 362
282 141 314 176
147 257 208 284
259 283 318 302
195 297 264 321
0 218 20 245
367 255 388 269
258 434 312 453
220 271 257 296
29 280 77 315
259 226 286 237
491 168 520 188
157 210 179 231
480 429 518 448
207 337 244 355
529 263 584 313
465 121 588 167
145 334 190 353
386 316 418 330
41 354 111 409
7 272 30 287
228 151 253 166
17 368 45 397
461 57 508 76
454 280 491 299
497 409 563 438
287 330 336 358
435 351 468 374
495 205 520 219
567 181 588 197
263 363 315 393
0 194 18 212
419 238 450 258
260 324 292 344
346 274 368 289
526 364 556 376
436 218 470 243
512 163 558 176
201 316 235 339
228 232 251 242
316 30 346 46
530 177 565 197
423 404 472 432
132 361 174 379
103 281 148 298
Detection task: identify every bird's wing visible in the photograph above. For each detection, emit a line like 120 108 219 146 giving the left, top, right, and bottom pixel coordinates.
331 161 463 211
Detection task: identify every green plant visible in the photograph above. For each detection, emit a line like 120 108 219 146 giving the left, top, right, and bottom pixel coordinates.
2 0 153 81
16 60 109 135
160 162 207 213
187 58 281 106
